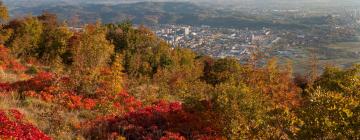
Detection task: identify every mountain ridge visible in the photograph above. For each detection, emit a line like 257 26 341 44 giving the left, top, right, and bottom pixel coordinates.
7 1 313 29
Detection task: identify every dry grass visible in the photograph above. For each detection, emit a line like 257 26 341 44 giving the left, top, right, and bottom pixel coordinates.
0 92 89 140
0 68 20 83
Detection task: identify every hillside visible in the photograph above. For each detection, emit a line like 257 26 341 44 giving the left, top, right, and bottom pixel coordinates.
1 2 360 140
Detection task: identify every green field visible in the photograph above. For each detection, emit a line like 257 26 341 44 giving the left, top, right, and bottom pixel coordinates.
327 42 360 52
319 42 360 66
276 41 360 74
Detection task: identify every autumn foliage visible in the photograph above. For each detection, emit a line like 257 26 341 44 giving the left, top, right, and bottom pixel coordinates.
83 101 222 139
0 45 27 73
0 109 51 140
0 3 360 139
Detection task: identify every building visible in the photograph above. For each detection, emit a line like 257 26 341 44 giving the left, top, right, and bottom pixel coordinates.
183 27 190 36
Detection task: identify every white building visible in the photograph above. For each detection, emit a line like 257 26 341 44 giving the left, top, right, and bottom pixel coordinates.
183 27 190 36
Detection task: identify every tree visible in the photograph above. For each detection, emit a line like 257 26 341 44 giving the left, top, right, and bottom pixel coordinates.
210 82 270 139
69 23 114 95
37 13 73 71
0 1 10 44
109 53 124 94
5 17 43 61
313 65 360 95
298 88 360 139
0 1 8 22
242 58 301 108
106 21 132 53
297 65 360 139
202 57 242 85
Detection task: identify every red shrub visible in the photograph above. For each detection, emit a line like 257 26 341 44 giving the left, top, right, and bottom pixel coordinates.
110 90 142 113
83 98 97 110
160 132 186 140
40 91 54 102
12 72 54 92
0 83 13 92
83 101 222 140
55 92 101 110
0 109 51 140
0 45 27 73
9 109 24 120
8 61 27 73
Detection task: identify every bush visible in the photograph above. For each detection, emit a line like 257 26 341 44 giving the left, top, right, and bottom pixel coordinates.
0 109 51 140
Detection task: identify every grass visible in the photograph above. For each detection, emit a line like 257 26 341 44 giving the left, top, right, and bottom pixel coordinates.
0 92 89 140
327 42 360 52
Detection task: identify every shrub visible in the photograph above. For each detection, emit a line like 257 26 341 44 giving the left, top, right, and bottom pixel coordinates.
0 109 51 140
83 100 222 139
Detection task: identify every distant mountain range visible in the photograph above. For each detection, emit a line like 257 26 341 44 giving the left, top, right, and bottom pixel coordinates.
5 0 360 9
5 1 332 29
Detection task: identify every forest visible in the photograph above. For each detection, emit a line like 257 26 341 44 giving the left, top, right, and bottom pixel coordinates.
0 1 360 140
